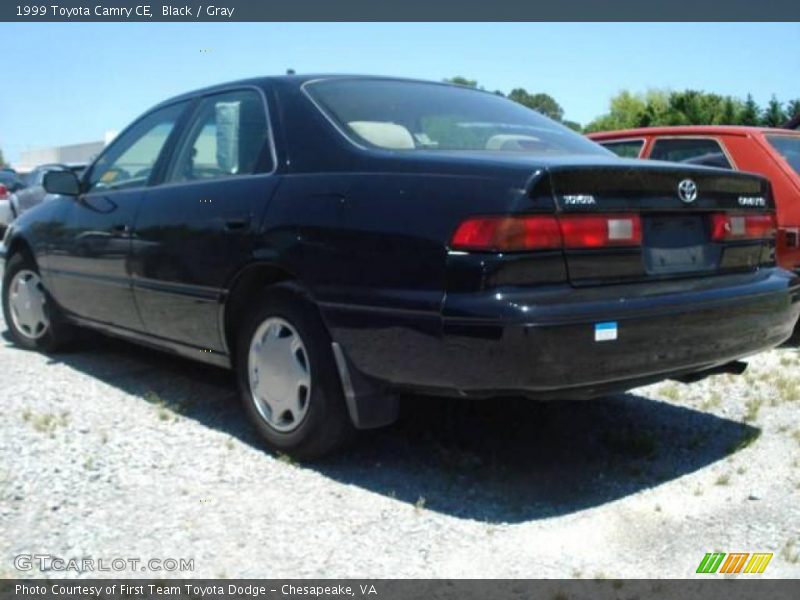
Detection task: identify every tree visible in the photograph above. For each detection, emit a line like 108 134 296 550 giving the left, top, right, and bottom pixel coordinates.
0 147 5 168
443 77 579 127
762 95 787 127
740 94 760 126
508 89 565 122
584 90 648 132
720 97 740 125
584 89 798 131
444 76 478 88
787 99 800 121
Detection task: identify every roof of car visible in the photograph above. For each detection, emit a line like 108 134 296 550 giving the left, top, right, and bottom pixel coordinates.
152 74 483 109
587 125 800 140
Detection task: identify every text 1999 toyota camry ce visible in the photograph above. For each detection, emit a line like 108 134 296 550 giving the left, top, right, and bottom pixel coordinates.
2 76 799 458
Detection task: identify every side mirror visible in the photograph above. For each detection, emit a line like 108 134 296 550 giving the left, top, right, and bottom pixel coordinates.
44 170 81 196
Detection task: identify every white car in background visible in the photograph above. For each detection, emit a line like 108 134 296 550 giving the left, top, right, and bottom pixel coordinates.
0 170 26 237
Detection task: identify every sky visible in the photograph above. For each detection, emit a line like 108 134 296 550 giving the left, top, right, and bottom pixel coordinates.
1 22 798 164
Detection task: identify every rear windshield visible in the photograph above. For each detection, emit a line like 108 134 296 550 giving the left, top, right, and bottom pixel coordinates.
766 135 800 176
305 79 609 157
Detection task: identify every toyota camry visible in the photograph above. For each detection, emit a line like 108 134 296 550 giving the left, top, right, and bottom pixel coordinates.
2 75 798 458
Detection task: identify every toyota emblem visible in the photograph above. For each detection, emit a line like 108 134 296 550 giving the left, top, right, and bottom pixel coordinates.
678 179 698 203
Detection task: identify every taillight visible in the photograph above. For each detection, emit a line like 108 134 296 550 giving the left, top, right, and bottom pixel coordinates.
0 184 8 199
559 214 641 249
710 213 776 241
450 214 642 252
451 216 562 251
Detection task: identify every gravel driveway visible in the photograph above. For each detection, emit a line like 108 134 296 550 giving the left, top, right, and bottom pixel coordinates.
1 310 799 578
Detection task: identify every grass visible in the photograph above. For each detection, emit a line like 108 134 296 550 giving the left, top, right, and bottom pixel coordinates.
658 383 682 402
276 452 297 466
773 374 800 404
715 473 731 486
700 391 723 411
22 409 70 435
144 390 163 405
144 389 194 421
414 496 427 511
781 539 799 564
743 397 762 422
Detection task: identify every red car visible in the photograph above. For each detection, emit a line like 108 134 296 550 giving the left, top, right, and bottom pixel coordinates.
589 126 800 272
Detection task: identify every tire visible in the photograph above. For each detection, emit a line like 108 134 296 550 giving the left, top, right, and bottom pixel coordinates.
236 283 355 460
2 251 73 352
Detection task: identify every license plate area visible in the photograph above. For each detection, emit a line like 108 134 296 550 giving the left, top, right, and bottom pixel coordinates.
643 215 717 275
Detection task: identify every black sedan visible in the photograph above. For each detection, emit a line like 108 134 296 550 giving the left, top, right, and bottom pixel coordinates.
2 75 798 458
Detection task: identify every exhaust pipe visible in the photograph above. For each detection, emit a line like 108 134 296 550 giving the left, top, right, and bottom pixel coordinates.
673 360 747 384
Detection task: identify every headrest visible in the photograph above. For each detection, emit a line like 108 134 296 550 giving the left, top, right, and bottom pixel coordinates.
485 134 542 151
348 121 415 150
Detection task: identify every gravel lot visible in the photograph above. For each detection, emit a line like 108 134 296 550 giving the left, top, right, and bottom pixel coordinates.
1 309 799 579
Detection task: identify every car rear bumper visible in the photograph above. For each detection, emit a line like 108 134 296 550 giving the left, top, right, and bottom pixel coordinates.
325 268 800 399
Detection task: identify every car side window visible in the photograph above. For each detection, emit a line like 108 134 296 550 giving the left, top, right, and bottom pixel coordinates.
166 90 271 183
649 138 733 169
86 102 187 193
600 140 644 158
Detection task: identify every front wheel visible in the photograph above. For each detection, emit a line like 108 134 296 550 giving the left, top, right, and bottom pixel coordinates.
236 284 354 460
2 252 73 352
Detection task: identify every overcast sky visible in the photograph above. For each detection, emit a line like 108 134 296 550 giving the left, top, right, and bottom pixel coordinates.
1 22 798 163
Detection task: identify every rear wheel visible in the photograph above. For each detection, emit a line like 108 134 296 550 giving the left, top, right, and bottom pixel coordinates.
236 284 354 460
2 252 73 352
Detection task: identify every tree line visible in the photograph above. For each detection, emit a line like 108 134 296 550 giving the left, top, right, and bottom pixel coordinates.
444 76 800 133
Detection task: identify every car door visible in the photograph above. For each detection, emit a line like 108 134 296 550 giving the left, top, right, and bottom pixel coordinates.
47 101 190 329
130 88 278 352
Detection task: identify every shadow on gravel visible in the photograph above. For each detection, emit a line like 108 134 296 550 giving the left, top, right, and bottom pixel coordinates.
17 328 761 524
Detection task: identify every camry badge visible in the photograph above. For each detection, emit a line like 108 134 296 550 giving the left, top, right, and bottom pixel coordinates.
678 179 698 204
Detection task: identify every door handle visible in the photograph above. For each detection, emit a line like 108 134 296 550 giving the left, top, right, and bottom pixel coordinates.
224 217 251 231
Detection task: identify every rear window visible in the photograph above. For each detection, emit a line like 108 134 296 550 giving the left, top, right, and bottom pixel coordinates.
649 138 733 169
766 135 800 176
600 140 644 158
305 79 610 157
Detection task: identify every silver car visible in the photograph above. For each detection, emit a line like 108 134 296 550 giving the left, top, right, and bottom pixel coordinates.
11 163 87 218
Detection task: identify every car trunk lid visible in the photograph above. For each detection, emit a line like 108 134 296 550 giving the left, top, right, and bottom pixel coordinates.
540 163 775 285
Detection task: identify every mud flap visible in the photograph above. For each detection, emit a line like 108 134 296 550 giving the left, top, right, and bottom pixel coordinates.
331 342 400 429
